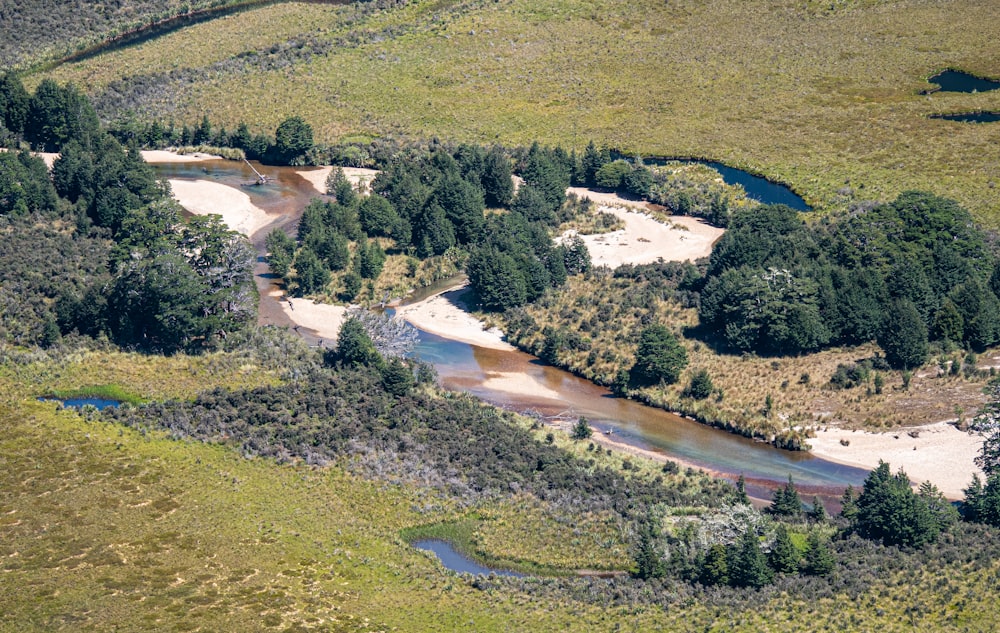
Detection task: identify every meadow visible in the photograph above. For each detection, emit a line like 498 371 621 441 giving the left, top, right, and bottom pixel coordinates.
28 0 1000 222
3 348 1000 631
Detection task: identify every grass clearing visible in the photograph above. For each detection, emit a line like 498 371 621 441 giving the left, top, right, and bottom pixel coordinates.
3 350 1000 630
30 0 1000 222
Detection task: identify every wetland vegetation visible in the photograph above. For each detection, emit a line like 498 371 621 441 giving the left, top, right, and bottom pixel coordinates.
4 2 1000 631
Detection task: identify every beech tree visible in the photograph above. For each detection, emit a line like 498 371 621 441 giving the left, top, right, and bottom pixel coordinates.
274 115 313 164
629 325 688 386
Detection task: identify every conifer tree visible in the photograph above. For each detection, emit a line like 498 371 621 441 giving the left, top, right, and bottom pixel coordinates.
802 531 835 576
768 524 800 574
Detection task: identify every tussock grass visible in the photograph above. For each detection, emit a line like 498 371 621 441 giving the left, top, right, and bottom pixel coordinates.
500 271 996 443
32 0 1000 222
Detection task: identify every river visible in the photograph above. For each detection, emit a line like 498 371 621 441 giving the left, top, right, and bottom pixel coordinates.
151 158 869 498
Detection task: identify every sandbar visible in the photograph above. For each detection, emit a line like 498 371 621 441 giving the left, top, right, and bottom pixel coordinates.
272 290 347 342
563 188 725 267
141 149 223 163
295 166 380 195
809 421 983 499
168 179 271 237
395 284 514 351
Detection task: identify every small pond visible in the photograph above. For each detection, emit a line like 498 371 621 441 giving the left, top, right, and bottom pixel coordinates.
924 70 1000 94
412 539 524 577
930 111 1000 123
39 397 122 410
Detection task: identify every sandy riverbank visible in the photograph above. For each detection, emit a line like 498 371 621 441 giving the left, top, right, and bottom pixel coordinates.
563 187 724 267
168 179 272 237
269 288 347 343
295 166 380 195
809 421 983 499
140 149 222 163
394 284 514 351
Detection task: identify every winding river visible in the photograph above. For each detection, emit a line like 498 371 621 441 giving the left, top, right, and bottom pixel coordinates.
152 158 868 498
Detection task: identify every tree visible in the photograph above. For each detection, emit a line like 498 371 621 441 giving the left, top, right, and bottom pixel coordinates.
853 461 940 547
481 146 513 207
801 531 835 576
293 246 329 296
840 484 859 522
265 229 296 278
562 234 591 275
0 73 29 135
699 543 730 586
571 417 593 440
962 474 1000 527
332 317 381 367
629 325 688 386
356 238 386 280
683 369 714 399
729 528 772 588
768 475 802 517
594 160 631 190
877 298 928 369
381 357 415 396
807 496 827 522
769 524 800 574
633 518 666 579
274 116 313 164
969 383 1000 478
467 247 527 311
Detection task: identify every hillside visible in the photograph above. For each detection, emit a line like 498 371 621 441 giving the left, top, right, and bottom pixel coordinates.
25 0 1000 221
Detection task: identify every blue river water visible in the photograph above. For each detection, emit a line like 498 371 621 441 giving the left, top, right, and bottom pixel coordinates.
152 158 866 496
412 539 524 577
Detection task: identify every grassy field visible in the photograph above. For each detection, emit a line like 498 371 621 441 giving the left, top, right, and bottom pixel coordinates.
3 350 1000 631
28 0 1000 221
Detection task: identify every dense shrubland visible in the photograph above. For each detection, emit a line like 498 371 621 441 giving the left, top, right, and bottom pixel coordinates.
699 193 1000 363
0 75 257 353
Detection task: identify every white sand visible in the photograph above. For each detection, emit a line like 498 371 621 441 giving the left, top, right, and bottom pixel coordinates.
271 289 348 342
168 179 271 237
141 150 222 163
480 372 561 399
563 187 724 267
571 208 724 268
295 166 380 195
395 284 514 351
809 421 984 499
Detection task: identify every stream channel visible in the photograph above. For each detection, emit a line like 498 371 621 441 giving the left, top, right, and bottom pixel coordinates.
152 158 869 499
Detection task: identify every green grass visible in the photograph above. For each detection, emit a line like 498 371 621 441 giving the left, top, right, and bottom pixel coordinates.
30 0 1000 222
5 351 1000 630
42 383 145 405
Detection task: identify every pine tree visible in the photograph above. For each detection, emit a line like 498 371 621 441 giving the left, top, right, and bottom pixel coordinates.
840 484 859 522
735 475 750 504
768 524 800 574
571 417 593 440
699 543 729 586
802 531 835 576
808 496 827 522
729 529 773 588
768 475 802 517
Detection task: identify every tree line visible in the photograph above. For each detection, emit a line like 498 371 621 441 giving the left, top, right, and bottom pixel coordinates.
0 74 256 353
697 192 1000 366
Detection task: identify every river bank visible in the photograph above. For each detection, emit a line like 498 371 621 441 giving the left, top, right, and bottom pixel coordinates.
151 152 982 497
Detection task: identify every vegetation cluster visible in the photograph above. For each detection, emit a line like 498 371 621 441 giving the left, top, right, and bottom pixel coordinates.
0 74 257 353
700 193 1000 365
